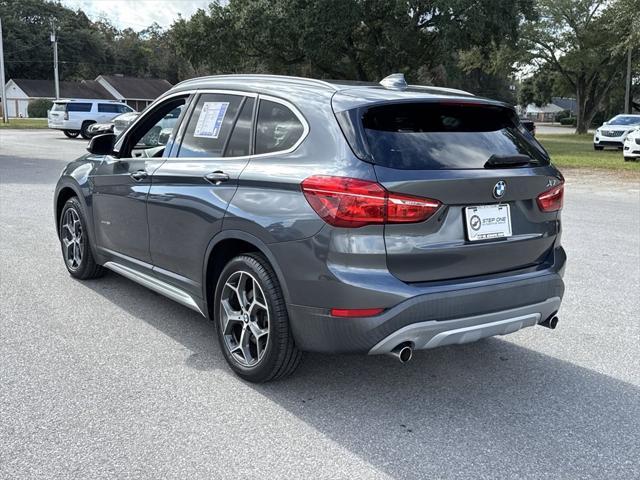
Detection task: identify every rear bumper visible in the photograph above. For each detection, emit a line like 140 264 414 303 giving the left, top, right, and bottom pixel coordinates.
48 121 78 130
368 297 560 354
287 268 565 353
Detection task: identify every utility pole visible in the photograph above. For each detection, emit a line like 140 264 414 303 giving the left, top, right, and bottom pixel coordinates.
624 46 633 114
0 18 8 123
51 19 59 100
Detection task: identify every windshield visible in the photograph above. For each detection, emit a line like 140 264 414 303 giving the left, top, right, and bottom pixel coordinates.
113 112 138 122
360 102 549 170
608 115 640 126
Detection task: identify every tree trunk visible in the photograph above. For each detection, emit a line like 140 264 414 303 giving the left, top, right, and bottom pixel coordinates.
575 66 623 134
575 79 588 134
576 102 599 135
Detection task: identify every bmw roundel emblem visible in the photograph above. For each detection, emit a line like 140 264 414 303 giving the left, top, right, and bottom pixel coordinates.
493 181 506 199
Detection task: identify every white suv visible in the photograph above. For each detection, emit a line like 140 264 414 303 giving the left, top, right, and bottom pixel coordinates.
623 128 640 161
48 99 134 139
593 114 640 150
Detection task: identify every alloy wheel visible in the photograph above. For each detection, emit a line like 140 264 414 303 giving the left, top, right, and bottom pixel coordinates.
220 270 270 367
61 208 83 270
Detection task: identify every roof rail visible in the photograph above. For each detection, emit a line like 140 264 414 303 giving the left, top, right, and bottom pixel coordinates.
175 74 338 91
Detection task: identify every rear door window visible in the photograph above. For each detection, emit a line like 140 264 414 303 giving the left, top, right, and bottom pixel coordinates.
255 100 304 154
360 103 549 169
98 103 120 113
66 103 92 112
178 93 243 158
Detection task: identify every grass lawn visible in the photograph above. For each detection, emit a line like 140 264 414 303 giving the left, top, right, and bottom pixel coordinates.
537 134 640 172
0 118 48 129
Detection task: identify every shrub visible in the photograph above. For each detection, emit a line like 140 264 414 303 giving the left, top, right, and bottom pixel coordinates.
559 117 576 126
555 110 571 122
27 99 53 118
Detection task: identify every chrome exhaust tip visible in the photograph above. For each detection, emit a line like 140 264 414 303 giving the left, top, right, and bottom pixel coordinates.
540 315 559 330
387 343 413 363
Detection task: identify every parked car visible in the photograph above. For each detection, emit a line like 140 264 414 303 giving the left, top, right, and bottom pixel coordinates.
622 128 640 161
519 117 536 136
113 111 140 137
593 114 640 150
54 74 566 382
85 111 140 139
48 99 134 139
86 121 114 139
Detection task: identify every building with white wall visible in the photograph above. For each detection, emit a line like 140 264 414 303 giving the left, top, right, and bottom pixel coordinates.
95 75 172 111
2 75 172 118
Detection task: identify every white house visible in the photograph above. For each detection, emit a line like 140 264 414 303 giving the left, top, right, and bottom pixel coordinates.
2 78 113 118
96 75 172 111
2 75 173 118
524 97 578 122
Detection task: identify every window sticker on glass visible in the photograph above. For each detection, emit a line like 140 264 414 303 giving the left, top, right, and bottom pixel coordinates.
194 102 229 138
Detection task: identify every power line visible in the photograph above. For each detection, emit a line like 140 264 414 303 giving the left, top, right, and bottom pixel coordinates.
5 59 153 68
5 44 45 56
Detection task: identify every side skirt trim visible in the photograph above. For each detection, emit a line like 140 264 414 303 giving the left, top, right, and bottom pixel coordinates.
103 261 205 316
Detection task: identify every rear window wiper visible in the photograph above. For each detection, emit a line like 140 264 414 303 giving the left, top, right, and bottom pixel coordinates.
484 154 532 168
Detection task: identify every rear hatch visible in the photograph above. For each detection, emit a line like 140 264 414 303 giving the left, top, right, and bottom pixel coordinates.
336 99 562 283
48 101 67 126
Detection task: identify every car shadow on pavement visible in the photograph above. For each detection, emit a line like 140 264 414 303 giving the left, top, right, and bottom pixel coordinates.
83 272 639 480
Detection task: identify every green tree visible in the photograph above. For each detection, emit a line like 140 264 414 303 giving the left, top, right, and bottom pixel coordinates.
518 71 556 107
0 0 109 79
521 0 637 133
172 0 535 97
0 0 192 83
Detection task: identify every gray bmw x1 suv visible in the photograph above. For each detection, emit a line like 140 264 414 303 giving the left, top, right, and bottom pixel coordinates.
54 74 565 382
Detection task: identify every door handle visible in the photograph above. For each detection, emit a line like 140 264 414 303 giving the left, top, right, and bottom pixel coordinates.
204 171 230 185
130 170 148 181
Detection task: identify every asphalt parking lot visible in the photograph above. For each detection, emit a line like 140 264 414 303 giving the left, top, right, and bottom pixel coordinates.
1 129 639 479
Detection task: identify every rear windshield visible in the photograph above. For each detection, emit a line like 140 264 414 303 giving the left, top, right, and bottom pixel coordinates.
51 103 66 112
360 103 549 170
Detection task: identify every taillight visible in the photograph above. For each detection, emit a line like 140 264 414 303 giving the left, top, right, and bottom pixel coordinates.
64 111 69 120
387 192 441 223
301 175 440 228
537 182 564 212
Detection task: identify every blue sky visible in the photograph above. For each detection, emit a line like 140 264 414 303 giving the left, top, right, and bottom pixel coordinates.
59 0 212 30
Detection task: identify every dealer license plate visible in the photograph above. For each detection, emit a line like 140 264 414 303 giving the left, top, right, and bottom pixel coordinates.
464 204 512 241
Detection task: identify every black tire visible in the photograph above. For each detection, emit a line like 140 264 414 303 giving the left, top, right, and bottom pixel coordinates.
214 253 301 382
80 121 95 139
63 130 80 138
593 145 604 151
58 197 105 280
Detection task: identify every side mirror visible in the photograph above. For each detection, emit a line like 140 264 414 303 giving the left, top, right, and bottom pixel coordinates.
87 133 116 155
